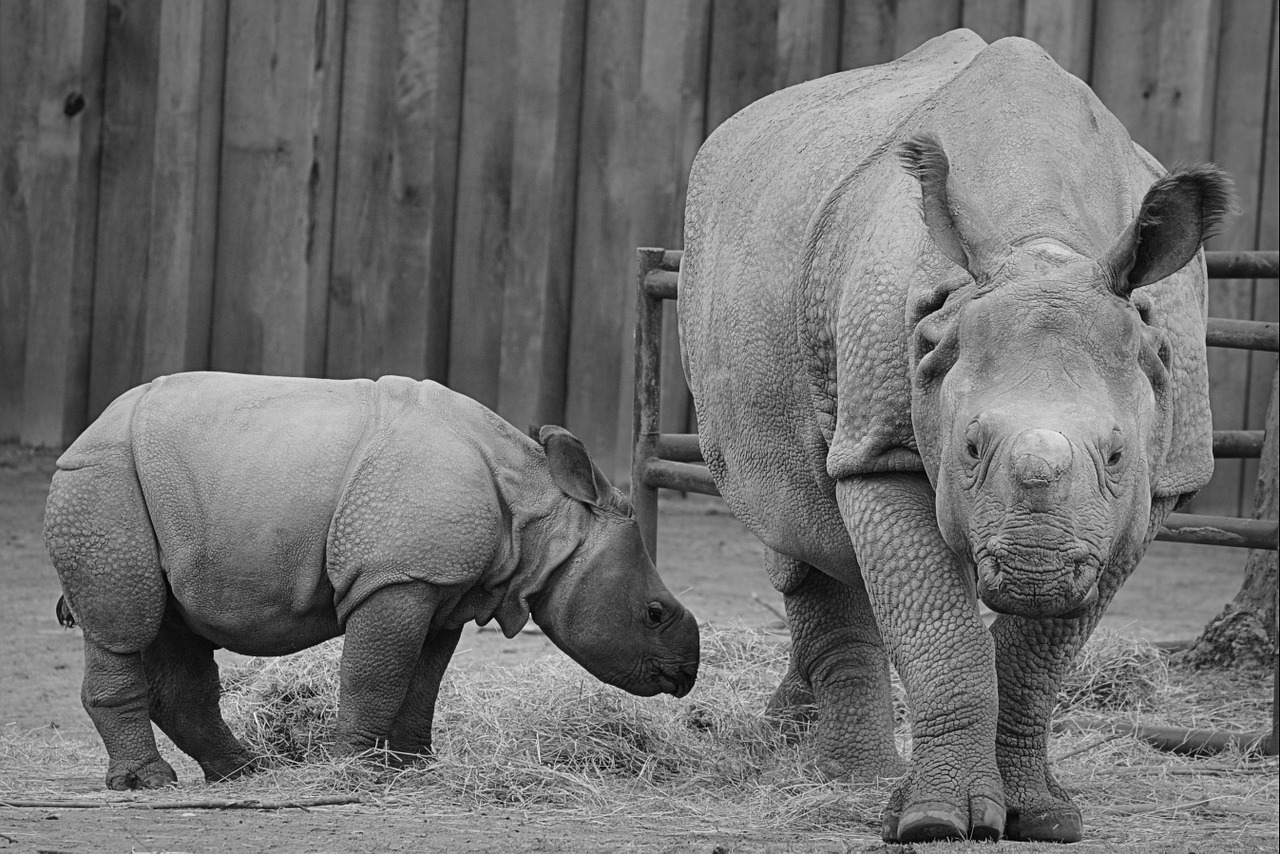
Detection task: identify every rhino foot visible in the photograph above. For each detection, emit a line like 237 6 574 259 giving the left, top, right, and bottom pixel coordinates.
106 757 177 790
200 753 260 783
1005 800 1083 843
882 783 1004 843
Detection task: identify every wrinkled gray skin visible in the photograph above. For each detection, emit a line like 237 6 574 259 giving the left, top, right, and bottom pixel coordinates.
679 31 1229 844
45 372 699 791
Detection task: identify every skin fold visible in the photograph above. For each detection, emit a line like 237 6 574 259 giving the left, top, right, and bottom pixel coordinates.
679 29 1227 844
45 372 699 791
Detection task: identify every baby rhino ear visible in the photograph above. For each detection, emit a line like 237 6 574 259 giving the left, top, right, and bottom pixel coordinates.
538 425 608 508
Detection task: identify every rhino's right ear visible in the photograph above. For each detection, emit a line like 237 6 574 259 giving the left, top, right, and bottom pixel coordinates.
539 425 608 508
899 133 1010 281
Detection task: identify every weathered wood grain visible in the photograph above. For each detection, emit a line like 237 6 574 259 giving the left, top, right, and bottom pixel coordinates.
960 0 1024 42
19 0 107 447
0 1 37 440
210 0 344 378
776 0 840 87
326 0 463 383
496 0 585 429
447 0 517 408
140 0 226 382
88 0 163 421
1023 0 1094 81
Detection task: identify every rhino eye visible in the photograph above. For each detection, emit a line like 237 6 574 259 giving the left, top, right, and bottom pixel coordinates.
646 601 667 625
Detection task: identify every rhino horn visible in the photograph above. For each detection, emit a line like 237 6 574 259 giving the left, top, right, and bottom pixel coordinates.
1098 164 1236 298
899 133 1011 281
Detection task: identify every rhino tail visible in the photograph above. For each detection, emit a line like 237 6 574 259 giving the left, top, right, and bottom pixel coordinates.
56 595 76 629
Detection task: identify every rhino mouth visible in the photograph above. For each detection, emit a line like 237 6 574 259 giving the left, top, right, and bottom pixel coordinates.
654 660 698 698
975 540 1101 619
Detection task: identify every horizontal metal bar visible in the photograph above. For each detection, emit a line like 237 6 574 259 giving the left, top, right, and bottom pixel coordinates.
1205 250 1279 280
640 458 720 496
1156 514 1278 550
645 250 1278 281
1205 317 1279 351
1212 429 1266 458
643 269 679 300
655 433 703 462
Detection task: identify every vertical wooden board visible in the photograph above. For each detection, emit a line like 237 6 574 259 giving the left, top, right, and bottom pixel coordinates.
840 0 896 69
447 0 518 407
1092 0 1221 166
639 0 711 439
0 1 36 440
960 0 1024 43
706 0 780 133
141 0 227 379
1243 2 1279 507
1023 0 1093 81
20 0 108 447
327 0 463 383
1193 0 1275 515
892 0 961 56
776 0 840 88
88 0 162 421
211 0 343 378
496 0 585 429
565 0 645 478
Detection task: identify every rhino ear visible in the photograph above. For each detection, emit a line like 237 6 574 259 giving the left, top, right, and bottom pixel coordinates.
539 425 609 508
1099 164 1235 297
899 133 1010 280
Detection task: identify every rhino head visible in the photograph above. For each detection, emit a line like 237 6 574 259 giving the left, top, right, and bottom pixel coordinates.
529 426 700 696
900 134 1231 619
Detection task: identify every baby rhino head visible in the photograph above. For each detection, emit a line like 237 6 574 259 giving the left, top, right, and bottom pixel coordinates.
530 426 700 698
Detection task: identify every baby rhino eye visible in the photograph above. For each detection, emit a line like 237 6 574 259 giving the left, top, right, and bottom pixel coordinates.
646 601 667 625
1105 428 1125 467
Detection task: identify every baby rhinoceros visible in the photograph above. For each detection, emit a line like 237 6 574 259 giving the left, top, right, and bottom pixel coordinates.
45 372 700 790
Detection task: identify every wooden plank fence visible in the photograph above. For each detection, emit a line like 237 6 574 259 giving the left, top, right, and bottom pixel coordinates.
1 0 1276 517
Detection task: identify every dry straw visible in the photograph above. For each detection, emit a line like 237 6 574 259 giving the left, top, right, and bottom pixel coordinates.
3 623 1275 849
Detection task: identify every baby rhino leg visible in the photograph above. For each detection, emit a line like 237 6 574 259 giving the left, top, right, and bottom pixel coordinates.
386 626 464 763
337 583 440 760
143 612 257 782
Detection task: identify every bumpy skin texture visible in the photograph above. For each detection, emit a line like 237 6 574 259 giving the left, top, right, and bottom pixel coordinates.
679 31 1221 843
46 373 699 790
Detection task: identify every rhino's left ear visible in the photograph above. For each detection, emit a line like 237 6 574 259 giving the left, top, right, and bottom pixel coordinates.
539 425 609 508
1099 164 1235 297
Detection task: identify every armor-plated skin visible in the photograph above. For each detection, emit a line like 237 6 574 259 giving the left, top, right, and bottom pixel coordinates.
46 372 699 790
679 30 1228 843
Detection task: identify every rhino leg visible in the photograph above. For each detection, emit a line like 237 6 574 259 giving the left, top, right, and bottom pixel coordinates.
46 457 175 789
386 625 463 762
836 474 1005 843
143 612 257 782
765 554 903 780
336 582 439 760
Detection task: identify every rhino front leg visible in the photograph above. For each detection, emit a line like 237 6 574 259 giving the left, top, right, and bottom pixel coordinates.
765 554 903 780
336 583 439 759
143 613 257 782
836 474 1004 843
386 625 463 763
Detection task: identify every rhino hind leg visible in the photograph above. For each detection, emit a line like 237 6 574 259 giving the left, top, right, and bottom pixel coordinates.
767 554 905 780
143 612 257 782
386 625 463 763
335 582 440 761
46 455 174 789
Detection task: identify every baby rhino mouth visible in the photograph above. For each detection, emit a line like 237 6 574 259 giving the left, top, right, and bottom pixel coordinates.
976 536 1101 619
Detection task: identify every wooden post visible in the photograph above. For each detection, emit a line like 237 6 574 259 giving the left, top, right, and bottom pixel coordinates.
326 0 464 383
1023 0 1094 82
19 0 108 448
210 0 344 379
633 249 668 561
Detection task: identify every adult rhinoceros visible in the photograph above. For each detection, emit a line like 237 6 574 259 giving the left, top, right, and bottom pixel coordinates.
679 30 1230 844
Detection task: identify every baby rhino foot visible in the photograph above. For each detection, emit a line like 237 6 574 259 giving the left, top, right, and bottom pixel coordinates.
1006 799 1083 842
199 752 260 783
106 757 178 790
882 778 1005 843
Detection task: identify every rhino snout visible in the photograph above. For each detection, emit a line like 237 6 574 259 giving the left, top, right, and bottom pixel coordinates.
976 537 1100 619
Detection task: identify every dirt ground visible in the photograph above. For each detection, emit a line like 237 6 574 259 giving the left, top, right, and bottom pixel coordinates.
0 442 1265 852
